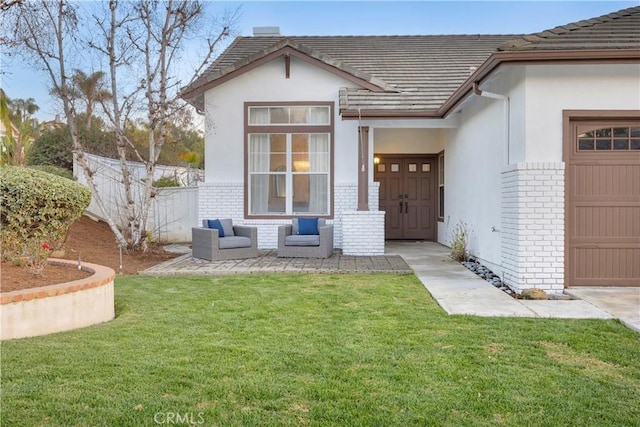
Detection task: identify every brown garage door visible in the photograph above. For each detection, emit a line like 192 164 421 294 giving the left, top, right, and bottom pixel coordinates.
565 115 640 286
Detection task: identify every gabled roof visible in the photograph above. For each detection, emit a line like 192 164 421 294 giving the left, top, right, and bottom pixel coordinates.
180 6 640 118
181 38 396 99
181 34 517 113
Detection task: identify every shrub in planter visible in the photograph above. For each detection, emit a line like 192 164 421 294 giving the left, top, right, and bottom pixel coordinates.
0 166 91 275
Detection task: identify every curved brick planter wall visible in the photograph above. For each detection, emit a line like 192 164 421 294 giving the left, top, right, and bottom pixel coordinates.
1 259 115 340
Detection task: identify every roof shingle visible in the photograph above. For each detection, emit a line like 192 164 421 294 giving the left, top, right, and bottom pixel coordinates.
182 35 517 112
181 6 640 116
499 6 640 51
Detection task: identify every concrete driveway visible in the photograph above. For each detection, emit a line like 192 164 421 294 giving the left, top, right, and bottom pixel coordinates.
566 287 640 333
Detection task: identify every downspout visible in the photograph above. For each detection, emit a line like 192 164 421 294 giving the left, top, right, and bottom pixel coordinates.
472 82 510 287
472 82 510 166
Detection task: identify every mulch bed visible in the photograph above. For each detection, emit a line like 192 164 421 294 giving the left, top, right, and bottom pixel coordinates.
1 216 180 292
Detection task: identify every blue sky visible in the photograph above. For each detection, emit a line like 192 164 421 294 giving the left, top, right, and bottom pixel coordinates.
1 1 636 122
227 1 637 36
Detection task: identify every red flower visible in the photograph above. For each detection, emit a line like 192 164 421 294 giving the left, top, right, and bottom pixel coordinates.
42 243 51 250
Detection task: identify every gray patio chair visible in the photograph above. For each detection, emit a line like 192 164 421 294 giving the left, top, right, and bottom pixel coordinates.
192 219 258 261
277 218 333 258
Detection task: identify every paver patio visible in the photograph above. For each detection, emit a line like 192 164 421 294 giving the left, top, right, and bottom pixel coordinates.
143 249 413 275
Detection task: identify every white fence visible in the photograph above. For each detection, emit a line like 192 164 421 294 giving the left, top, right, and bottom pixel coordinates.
74 153 198 242
82 153 203 186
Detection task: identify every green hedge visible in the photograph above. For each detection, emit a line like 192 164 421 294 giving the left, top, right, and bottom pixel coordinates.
153 176 180 188
28 164 75 181
0 166 91 274
27 126 74 170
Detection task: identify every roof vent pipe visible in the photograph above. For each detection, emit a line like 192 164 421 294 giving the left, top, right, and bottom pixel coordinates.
253 26 281 36
472 82 510 166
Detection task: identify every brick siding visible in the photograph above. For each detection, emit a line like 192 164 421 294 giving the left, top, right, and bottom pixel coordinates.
197 182 383 254
341 210 386 255
501 162 565 294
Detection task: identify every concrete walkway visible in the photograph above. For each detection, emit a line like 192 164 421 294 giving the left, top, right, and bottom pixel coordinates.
386 241 639 332
147 241 639 332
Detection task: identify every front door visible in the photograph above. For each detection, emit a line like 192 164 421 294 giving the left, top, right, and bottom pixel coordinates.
375 155 437 240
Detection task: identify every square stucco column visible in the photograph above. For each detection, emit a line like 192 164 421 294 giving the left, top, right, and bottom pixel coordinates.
501 162 565 295
341 210 385 256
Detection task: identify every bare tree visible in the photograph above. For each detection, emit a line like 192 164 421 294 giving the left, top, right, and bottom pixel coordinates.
2 0 130 247
3 0 239 251
90 0 238 250
0 0 23 12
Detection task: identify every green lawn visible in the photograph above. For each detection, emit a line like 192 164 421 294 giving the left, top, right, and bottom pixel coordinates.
2 274 639 426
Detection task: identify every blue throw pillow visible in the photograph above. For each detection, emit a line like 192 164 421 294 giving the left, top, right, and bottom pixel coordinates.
298 217 319 235
207 219 225 237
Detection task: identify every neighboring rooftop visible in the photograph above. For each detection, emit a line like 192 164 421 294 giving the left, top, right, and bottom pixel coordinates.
181 6 640 116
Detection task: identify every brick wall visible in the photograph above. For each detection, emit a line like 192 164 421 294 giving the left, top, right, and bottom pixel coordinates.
197 182 383 252
341 210 386 255
197 182 244 223
501 162 565 294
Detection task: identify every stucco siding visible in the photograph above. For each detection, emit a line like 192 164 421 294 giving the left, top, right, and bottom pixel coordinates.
203 56 361 184
440 92 506 271
199 55 388 255
524 64 640 162
500 67 527 164
437 66 523 274
439 64 640 292
373 128 445 154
